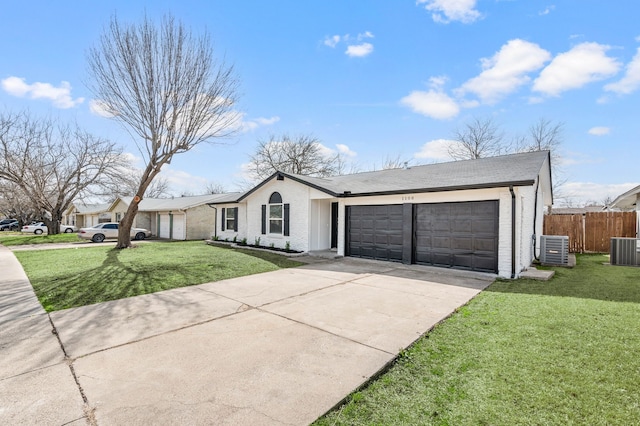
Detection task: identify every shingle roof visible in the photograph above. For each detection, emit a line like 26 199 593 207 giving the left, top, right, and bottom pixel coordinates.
73 203 111 214
118 193 243 211
239 150 551 200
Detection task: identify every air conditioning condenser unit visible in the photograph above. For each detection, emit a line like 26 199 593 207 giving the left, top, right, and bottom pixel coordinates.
540 235 569 266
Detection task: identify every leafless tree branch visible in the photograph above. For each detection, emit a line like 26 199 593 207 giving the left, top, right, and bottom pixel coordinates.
86 13 240 247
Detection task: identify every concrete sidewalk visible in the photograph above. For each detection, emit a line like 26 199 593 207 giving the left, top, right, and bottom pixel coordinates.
1 248 494 425
0 245 87 425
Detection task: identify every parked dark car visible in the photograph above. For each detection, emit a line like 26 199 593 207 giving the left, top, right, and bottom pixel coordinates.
0 219 19 231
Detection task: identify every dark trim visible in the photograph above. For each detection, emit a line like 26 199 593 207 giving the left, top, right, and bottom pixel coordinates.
338 180 535 198
330 202 338 249
233 207 239 232
283 203 290 236
221 208 226 231
402 204 413 264
238 174 536 202
261 205 266 235
510 186 516 279
344 206 351 256
237 171 338 202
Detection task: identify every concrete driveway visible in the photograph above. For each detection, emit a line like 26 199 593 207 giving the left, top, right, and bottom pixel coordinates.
1 248 494 425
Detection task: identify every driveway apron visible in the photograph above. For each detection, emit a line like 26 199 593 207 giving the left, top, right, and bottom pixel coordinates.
2 247 494 425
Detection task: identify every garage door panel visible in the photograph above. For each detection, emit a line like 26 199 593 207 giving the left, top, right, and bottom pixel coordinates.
348 205 403 262
414 201 498 273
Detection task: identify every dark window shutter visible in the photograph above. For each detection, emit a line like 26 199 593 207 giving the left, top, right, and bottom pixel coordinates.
284 203 290 236
233 207 238 232
221 208 226 231
261 205 266 235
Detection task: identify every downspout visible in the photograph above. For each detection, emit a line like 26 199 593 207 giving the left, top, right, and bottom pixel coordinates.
532 179 540 261
510 186 516 279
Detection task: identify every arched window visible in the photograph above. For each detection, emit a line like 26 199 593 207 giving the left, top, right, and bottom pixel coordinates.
269 192 282 204
268 192 283 234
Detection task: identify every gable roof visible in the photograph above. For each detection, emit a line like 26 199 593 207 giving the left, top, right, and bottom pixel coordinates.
609 184 640 210
113 193 243 212
238 150 552 201
72 202 111 215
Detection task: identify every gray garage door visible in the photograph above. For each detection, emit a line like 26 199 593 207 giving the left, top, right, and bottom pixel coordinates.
346 205 404 262
414 201 498 273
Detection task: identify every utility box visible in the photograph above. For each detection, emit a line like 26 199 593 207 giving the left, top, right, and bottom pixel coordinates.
610 238 640 266
540 235 569 266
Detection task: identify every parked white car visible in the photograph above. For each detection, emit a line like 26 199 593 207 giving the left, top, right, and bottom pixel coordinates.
77 222 152 243
21 222 77 234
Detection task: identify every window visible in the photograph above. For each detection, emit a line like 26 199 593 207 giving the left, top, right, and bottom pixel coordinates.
269 204 283 234
262 192 289 236
224 207 237 231
115 212 122 222
268 192 283 234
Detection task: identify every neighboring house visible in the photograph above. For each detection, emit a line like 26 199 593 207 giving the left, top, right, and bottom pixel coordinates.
64 202 112 228
210 150 553 279
109 193 241 240
549 206 609 215
609 184 640 237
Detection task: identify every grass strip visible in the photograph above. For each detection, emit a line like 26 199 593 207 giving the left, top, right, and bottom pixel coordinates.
315 254 640 425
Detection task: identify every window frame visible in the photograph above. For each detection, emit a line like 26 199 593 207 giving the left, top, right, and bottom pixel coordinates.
225 207 236 231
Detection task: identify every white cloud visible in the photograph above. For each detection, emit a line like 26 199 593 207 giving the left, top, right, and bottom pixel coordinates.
401 90 460 120
539 5 555 16
345 42 374 58
336 143 357 157
239 115 280 132
89 99 116 118
325 32 374 57
533 42 621 96
457 39 551 104
588 126 610 136
417 0 482 24
158 167 209 194
560 182 640 206
324 35 341 48
357 31 374 41
1 76 84 108
604 47 640 95
414 139 457 160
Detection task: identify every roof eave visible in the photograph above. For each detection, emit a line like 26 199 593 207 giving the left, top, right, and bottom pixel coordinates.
338 180 536 198
236 171 338 202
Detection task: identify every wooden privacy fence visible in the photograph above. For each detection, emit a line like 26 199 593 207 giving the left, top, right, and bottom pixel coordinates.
543 212 637 253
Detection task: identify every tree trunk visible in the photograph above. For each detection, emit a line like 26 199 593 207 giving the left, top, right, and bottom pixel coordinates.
116 198 140 248
44 216 61 235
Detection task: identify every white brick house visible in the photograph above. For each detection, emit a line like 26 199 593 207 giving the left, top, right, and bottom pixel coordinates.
210 151 553 279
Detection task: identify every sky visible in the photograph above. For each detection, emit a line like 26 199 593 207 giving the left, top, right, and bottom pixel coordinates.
1 0 639 206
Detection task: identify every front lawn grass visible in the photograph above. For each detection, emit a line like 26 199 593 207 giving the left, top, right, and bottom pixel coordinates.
0 232 81 246
15 241 302 311
315 254 640 425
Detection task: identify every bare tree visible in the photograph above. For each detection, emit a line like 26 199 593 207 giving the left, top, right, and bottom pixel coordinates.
0 112 128 233
204 180 226 194
448 117 506 160
0 182 38 225
379 154 413 170
517 118 566 204
247 134 342 181
87 14 239 248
